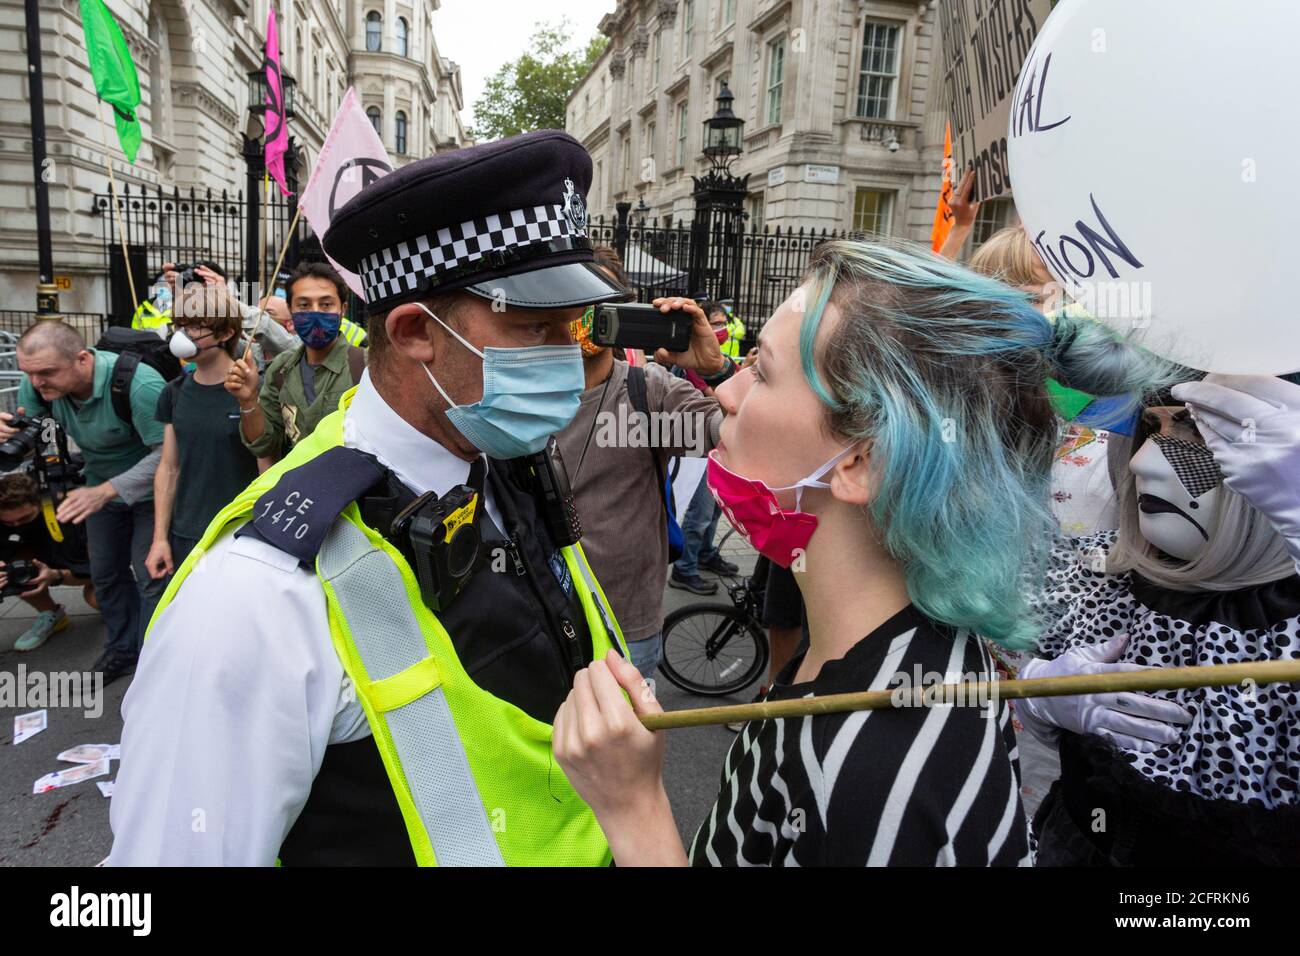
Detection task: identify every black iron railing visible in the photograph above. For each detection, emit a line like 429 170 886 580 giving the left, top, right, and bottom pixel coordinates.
588 213 850 348
93 185 305 325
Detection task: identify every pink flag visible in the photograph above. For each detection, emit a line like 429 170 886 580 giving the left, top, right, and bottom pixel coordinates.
300 87 394 298
263 9 290 197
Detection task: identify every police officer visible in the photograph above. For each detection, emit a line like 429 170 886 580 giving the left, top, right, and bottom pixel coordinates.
110 131 635 866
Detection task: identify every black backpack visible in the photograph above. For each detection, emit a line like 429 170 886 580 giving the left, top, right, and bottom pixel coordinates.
94 327 182 429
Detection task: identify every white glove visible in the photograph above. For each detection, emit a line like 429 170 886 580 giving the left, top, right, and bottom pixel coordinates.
1172 374 1300 572
1017 634 1193 752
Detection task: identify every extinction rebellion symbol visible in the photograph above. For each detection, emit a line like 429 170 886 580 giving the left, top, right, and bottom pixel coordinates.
329 158 394 218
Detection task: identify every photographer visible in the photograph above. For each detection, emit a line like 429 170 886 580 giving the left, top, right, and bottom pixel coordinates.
2 321 169 684
557 249 732 678
159 260 298 361
0 472 95 651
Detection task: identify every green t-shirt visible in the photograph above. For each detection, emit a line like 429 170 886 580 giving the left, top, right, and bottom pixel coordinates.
18 348 167 492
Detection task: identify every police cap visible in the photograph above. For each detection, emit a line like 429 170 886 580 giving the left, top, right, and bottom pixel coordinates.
323 130 633 312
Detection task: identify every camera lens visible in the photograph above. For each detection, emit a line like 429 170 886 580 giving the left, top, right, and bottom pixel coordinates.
0 420 39 471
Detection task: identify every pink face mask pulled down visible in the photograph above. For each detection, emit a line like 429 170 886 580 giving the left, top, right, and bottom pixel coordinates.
705 447 851 569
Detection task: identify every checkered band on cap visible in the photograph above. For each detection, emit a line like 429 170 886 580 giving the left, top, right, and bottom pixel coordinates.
358 203 581 304
1152 434 1224 498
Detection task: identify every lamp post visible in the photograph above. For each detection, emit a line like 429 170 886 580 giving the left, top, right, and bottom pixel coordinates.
242 67 296 289
24 0 57 315
689 82 748 303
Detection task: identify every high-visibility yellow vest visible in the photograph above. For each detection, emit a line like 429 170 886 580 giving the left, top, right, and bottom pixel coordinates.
721 314 745 358
131 299 170 331
146 388 627 866
339 316 368 347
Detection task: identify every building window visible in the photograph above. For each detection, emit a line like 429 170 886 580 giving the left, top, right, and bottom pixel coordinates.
747 192 765 231
722 0 735 27
675 101 688 167
652 29 661 86
366 11 382 52
367 106 381 135
969 198 1014 251
765 35 786 126
397 16 409 57
395 111 408 154
621 132 631 187
857 21 901 119
852 188 894 235
682 0 694 59
646 120 656 160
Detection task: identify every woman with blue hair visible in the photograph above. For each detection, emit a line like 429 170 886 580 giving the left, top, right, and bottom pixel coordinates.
552 238 1166 866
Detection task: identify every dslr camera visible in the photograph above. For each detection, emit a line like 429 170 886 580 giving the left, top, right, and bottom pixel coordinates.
0 415 84 494
0 559 38 601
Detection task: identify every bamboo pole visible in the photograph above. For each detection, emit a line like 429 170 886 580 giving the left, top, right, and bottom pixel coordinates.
639 658 1300 731
243 203 301 363
97 111 137 312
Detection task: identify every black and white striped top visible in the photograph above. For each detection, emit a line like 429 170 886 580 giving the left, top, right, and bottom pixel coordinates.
689 606 1033 866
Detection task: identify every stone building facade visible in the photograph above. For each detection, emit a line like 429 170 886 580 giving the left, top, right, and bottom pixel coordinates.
567 0 1013 244
0 0 468 314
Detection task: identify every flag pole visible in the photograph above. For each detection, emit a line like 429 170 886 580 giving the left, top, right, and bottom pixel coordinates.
266 205 302 299
639 658 1300 731
97 107 137 313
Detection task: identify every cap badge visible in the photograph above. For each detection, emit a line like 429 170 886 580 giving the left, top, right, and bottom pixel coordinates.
561 178 588 238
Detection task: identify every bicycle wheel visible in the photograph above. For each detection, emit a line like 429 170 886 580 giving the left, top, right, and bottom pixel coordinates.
659 602 769 697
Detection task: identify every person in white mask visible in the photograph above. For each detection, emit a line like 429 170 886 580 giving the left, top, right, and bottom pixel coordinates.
1021 381 1300 865
146 285 259 577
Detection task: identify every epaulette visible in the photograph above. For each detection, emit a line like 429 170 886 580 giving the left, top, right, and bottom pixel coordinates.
234 446 388 565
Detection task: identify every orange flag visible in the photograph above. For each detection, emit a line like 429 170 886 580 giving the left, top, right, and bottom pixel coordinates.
930 123 954 253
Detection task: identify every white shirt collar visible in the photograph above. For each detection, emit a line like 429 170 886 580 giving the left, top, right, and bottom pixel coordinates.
343 369 484 499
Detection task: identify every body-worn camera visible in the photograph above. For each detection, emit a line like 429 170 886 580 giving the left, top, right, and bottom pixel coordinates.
391 484 485 613
0 559 38 601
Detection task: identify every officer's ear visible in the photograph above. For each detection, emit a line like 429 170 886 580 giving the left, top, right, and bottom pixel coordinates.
384 302 439 363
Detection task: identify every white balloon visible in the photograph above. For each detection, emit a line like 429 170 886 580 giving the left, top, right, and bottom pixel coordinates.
1006 0 1299 375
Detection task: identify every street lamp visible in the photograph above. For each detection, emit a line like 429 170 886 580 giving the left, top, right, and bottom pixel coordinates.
246 68 298 122
689 81 749 305
242 68 298 288
701 82 744 173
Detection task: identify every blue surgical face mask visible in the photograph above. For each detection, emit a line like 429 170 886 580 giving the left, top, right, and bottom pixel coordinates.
415 302 584 459
292 310 342 349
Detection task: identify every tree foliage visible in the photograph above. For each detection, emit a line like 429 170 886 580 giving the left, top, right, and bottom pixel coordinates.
471 20 607 141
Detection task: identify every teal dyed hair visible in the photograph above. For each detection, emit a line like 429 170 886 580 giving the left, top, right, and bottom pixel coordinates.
797 239 1173 649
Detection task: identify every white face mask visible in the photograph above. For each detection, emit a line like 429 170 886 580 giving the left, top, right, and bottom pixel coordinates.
169 330 198 360
1130 436 1223 561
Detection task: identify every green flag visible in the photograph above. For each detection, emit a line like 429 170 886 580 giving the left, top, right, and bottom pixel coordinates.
79 0 141 163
